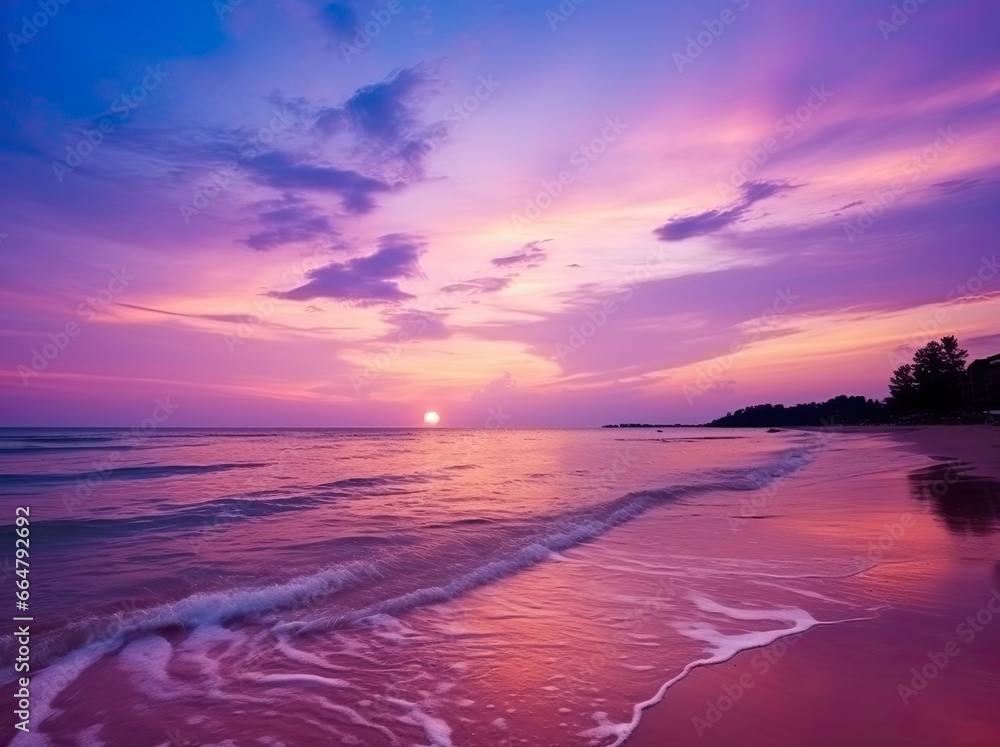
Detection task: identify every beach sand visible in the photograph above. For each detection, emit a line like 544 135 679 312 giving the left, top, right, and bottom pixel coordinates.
626 425 1000 747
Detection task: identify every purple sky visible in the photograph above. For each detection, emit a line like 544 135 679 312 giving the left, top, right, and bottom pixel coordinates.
1 0 999 426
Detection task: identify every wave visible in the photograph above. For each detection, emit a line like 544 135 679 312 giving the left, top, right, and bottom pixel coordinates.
0 446 814 673
0 472 448 541
2 492 339 544
0 445 141 454
0 462 270 489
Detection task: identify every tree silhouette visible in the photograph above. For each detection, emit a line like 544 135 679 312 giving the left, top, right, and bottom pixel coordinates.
888 363 918 413
888 336 968 414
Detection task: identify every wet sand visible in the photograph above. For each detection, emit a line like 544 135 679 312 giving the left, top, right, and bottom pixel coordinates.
626 425 1000 747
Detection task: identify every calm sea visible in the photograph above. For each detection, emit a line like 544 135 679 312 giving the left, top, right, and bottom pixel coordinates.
0 427 918 746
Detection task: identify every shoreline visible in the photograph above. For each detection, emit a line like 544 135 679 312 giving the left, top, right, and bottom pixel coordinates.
624 425 1000 747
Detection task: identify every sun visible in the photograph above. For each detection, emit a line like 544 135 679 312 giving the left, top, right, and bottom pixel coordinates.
423 411 441 426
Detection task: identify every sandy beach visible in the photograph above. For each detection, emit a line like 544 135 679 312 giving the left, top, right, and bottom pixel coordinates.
626 425 1000 747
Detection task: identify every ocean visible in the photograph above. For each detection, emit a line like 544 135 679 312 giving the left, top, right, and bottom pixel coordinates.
0 427 935 746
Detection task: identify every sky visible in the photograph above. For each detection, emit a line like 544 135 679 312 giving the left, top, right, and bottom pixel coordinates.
1 0 999 427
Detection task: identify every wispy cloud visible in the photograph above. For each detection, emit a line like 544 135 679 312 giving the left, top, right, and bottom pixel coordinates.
654 181 795 242
271 234 425 306
440 277 512 295
490 240 549 268
241 193 337 251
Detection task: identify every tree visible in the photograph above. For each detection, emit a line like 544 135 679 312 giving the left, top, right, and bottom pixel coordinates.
888 364 917 413
940 335 969 394
888 336 968 414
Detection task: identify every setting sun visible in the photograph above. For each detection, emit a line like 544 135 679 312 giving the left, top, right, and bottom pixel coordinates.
423 411 441 426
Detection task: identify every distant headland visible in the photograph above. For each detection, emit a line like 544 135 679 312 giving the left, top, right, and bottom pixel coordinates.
602 336 999 428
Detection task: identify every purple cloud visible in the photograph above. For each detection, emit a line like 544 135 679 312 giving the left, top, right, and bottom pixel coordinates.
241 194 337 251
271 234 425 306
441 277 512 294
491 240 549 268
654 180 794 242
246 151 393 215
311 63 444 176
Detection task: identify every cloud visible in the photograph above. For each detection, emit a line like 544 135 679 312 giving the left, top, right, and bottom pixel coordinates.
320 2 359 41
116 302 357 335
343 65 440 145
246 150 394 214
116 303 253 325
271 233 425 306
241 193 336 251
440 277 512 295
380 307 452 341
491 240 549 268
471 372 517 406
310 63 445 177
933 178 981 194
654 180 794 242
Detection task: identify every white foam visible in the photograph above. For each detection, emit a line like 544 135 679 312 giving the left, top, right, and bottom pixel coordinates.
579 594 876 746
175 624 248 685
246 672 351 689
386 698 454 747
749 579 863 605
11 642 108 747
40 563 364 668
274 637 337 670
118 635 175 698
309 695 396 742
73 723 105 747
